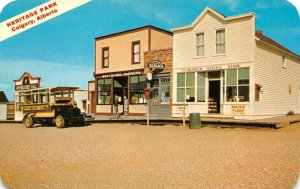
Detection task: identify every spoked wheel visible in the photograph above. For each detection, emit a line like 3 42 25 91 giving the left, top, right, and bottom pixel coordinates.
55 115 65 128
24 116 34 128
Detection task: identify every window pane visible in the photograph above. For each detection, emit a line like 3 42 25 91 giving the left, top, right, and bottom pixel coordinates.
238 86 249 102
105 96 111 104
104 58 109 67
217 30 225 43
98 79 104 85
197 87 205 102
196 33 204 45
197 72 205 86
239 68 249 80
177 73 185 87
104 50 109 57
177 88 185 102
131 76 138 84
197 46 204 56
134 43 140 53
226 86 237 102
226 69 237 85
134 54 140 63
186 87 195 102
186 72 195 87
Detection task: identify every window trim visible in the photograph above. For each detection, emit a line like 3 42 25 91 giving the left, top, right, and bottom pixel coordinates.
130 75 146 104
224 68 250 104
102 47 109 68
97 78 111 105
176 72 207 103
196 32 205 57
132 41 141 64
216 29 226 54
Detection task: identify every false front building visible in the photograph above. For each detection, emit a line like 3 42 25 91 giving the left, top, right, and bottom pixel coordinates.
172 7 300 119
93 25 173 116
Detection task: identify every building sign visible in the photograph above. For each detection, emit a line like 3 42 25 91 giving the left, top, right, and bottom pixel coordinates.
180 63 249 72
20 105 50 112
231 105 245 114
15 84 39 91
148 60 165 70
98 70 143 78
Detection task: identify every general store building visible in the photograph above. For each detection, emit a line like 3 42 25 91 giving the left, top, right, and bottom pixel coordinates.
93 25 173 116
172 7 300 119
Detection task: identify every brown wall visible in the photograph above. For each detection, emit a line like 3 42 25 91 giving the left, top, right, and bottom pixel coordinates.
144 48 173 74
95 30 149 74
144 48 173 103
150 29 173 51
95 26 173 75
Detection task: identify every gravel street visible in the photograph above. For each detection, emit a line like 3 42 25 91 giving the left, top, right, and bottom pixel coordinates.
0 123 299 189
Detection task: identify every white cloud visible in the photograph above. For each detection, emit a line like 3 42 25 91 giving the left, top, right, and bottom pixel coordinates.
256 2 269 9
105 0 178 26
223 0 238 11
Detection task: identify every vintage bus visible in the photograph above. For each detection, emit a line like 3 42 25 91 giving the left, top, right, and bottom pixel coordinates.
15 87 85 128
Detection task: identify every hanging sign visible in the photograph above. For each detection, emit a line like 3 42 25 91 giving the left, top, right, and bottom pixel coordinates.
148 60 165 70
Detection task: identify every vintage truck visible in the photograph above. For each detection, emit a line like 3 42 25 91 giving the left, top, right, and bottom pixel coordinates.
16 87 85 128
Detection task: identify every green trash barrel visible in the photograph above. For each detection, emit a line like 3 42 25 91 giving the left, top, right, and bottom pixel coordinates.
189 113 201 129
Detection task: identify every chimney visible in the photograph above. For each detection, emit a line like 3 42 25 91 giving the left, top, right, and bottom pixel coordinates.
256 30 263 37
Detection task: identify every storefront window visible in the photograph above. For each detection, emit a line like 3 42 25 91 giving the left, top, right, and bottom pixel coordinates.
197 72 205 102
98 78 111 105
177 72 200 103
226 68 249 102
160 78 170 103
186 73 195 102
177 73 185 102
130 75 146 104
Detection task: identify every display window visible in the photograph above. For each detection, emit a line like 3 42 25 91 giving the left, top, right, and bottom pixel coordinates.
225 68 249 102
97 78 111 105
130 75 146 104
177 72 206 103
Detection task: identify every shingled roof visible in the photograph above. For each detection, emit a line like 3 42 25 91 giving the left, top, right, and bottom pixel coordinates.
0 91 8 103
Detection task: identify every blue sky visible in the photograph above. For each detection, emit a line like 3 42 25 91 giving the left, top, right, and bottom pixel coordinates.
0 0 299 100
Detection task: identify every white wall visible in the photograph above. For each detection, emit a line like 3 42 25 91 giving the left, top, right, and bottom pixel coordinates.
254 41 300 115
74 90 88 113
0 104 7 120
173 12 255 70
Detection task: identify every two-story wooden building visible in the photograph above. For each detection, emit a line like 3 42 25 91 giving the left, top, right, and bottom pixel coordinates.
172 7 300 119
93 25 173 116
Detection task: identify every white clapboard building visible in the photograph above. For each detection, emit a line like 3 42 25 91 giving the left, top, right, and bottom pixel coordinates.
172 7 300 119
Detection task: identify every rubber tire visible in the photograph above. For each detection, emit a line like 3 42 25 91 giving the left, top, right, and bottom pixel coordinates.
55 115 65 128
24 116 34 128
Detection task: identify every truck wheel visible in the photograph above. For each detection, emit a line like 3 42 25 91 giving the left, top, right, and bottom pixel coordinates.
55 115 65 128
24 116 34 128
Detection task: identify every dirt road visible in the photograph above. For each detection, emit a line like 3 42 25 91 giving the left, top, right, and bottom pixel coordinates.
0 123 299 188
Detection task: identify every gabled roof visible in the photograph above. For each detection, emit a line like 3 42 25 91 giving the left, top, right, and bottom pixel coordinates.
172 7 254 32
14 72 41 83
255 31 300 59
0 91 8 103
95 25 173 40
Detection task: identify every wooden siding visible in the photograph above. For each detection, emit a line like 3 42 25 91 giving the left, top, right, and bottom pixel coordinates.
150 29 173 51
95 30 149 74
254 41 300 115
173 12 255 70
